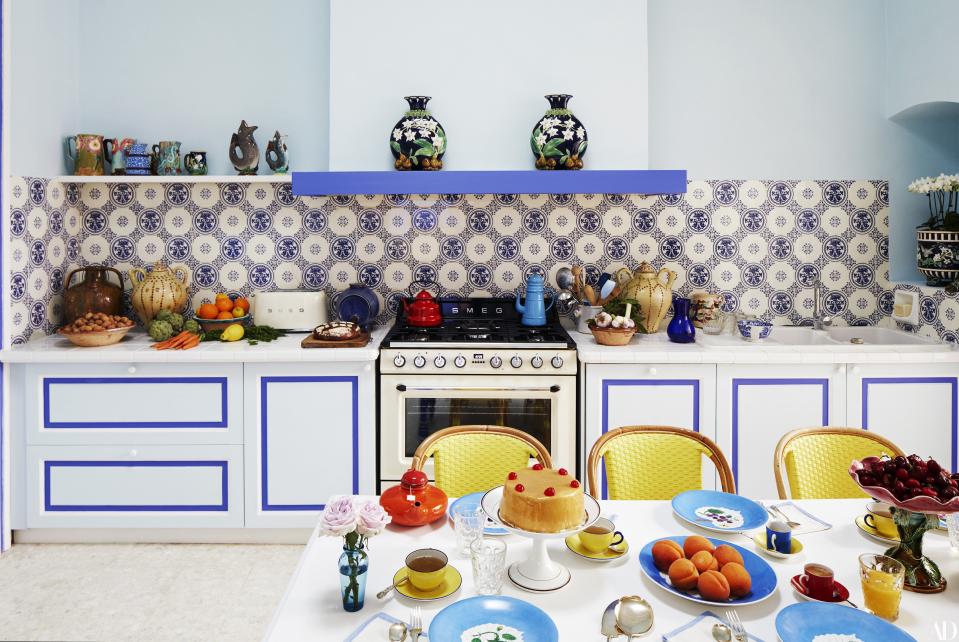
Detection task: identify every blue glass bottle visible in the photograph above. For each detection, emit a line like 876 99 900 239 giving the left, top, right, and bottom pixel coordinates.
338 541 368 612
667 297 696 343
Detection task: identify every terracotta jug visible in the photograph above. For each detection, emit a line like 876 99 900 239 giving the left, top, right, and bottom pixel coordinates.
128 261 190 324
614 262 677 332
63 266 124 324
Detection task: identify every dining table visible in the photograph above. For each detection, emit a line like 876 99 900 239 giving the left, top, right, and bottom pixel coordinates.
264 498 958 641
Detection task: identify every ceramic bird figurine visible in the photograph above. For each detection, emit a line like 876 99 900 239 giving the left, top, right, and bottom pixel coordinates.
229 120 259 175
266 130 289 174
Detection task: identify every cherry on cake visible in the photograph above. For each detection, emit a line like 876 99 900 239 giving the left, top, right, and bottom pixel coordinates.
500 465 585 533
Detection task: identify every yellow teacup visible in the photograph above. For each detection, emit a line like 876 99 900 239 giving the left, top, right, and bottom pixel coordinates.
864 502 897 538
404 548 448 591
578 517 625 554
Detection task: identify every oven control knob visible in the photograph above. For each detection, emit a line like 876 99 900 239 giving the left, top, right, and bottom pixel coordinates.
510 356 523 369
531 356 544 369
434 356 447 368
413 356 426 368
454 355 467 368
551 355 564 369
393 355 406 368
489 356 503 369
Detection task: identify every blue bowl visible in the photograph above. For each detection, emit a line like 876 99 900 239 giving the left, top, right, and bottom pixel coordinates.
737 319 772 340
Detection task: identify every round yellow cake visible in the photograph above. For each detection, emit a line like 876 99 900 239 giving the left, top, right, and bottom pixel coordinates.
499 465 585 533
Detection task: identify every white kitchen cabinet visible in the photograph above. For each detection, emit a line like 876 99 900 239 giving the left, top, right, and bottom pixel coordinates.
716 364 847 500
583 363 717 497
243 363 376 528
846 364 958 472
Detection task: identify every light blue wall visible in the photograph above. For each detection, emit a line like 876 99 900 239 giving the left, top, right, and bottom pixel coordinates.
70 0 330 176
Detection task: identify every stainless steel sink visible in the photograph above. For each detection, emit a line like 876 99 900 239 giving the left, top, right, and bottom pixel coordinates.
826 326 945 348
697 325 951 351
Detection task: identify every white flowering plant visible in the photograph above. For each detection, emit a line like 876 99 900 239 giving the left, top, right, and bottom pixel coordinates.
909 173 959 231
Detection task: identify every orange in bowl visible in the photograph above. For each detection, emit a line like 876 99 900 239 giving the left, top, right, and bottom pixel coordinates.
216 311 234 320
233 297 250 313
215 297 234 312
197 303 219 320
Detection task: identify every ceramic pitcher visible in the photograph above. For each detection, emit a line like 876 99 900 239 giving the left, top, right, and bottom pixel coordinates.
64 134 106 176
104 138 136 175
127 261 190 325
152 141 182 175
614 262 677 332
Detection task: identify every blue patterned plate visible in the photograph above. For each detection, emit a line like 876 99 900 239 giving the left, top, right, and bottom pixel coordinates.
776 602 917 641
672 490 767 533
639 535 777 606
429 595 557 642
448 492 508 536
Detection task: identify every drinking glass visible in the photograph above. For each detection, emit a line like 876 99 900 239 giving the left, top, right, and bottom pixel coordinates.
859 553 905 621
453 505 484 557
948 513 959 551
470 537 507 595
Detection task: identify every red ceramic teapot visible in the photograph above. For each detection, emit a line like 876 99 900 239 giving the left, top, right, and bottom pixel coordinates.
379 469 448 526
402 281 442 327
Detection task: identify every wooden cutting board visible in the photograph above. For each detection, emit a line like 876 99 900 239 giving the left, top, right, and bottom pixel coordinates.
301 331 371 349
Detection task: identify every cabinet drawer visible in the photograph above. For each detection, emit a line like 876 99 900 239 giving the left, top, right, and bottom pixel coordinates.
26 363 242 444
26 445 243 528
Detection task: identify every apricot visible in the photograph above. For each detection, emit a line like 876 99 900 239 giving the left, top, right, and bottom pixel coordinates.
697 569 731 601
667 558 700 591
721 562 752 597
651 539 685 572
713 544 744 568
690 550 719 573
683 535 715 559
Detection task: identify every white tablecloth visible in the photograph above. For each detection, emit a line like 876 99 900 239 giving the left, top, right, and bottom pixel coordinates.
265 499 958 641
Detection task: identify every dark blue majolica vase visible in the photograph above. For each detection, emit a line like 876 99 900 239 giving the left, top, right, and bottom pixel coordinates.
667 297 696 343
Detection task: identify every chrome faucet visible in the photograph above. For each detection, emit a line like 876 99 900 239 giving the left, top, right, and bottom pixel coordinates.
812 282 833 330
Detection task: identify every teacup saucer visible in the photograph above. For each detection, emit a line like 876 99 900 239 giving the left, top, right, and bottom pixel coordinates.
791 574 851 604
391 565 462 602
564 533 629 561
751 532 804 559
855 515 899 544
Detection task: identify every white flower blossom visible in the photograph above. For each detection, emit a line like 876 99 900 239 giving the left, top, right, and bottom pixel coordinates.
534 133 547 148
576 126 586 140
404 130 417 142
392 128 403 141
563 129 575 140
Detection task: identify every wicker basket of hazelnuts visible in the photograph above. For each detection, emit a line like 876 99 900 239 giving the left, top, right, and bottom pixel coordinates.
58 312 135 347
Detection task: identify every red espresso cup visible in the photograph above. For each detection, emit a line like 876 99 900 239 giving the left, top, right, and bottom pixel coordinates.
799 563 837 600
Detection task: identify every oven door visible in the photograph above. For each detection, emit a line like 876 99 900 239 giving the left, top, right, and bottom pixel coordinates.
379 374 576 484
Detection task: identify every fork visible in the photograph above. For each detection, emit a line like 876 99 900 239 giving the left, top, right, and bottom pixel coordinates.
409 606 423 642
725 609 747 642
766 503 801 529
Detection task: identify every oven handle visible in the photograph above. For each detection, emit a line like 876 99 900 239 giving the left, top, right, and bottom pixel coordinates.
395 384 561 393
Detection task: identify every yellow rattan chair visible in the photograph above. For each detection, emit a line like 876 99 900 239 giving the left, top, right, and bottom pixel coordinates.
774 427 905 499
587 426 736 500
411 425 552 497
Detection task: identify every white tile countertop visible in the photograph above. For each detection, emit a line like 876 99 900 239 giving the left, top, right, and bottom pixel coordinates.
0 326 389 363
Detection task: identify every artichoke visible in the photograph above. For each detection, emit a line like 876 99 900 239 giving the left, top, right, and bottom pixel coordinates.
166 312 185 332
155 309 173 322
183 319 201 334
148 319 174 342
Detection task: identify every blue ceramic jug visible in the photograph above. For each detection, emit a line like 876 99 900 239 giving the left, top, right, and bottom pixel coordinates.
667 296 696 343
515 273 554 326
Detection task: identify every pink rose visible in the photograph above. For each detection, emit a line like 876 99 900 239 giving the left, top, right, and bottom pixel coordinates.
356 501 391 537
319 496 356 537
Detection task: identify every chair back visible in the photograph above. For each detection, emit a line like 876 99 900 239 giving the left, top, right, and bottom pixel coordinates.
411 425 552 497
587 425 735 500
774 426 905 499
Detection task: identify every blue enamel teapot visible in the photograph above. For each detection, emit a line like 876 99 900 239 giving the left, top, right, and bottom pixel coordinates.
515 273 554 326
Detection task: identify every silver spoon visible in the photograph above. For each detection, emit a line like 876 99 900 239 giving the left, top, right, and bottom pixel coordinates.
712 623 732 641
615 595 654 638
556 267 575 291
388 621 408 641
768 504 801 529
376 577 409 599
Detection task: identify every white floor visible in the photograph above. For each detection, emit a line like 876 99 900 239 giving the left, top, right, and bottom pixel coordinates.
0 543 303 641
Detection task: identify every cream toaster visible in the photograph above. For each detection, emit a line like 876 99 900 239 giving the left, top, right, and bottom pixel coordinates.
251 291 328 331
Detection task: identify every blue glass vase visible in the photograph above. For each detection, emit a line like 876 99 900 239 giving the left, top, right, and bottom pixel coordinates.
667 297 696 343
338 542 368 612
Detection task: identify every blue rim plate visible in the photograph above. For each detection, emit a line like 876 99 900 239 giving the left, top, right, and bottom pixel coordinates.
671 490 768 533
639 535 778 606
448 492 508 536
776 602 917 641
428 595 558 642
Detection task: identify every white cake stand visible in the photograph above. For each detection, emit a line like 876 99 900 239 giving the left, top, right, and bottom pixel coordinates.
481 486 601 592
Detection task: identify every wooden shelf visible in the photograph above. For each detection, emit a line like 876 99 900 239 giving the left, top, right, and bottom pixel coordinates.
50 175 292 184
291 169 687 196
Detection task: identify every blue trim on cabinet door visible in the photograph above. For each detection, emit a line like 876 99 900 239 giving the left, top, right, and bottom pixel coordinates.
42 377 229 429
731 378 829 484
600 379 701 499
43 460 229 511
861 376 958 472
260 376 359 511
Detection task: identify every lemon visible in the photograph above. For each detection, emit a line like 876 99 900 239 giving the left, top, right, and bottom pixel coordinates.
220 323 245 342
232 307 246 318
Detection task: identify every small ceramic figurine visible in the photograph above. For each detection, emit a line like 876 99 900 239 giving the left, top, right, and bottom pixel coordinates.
266 131 289 173
229 120 259 175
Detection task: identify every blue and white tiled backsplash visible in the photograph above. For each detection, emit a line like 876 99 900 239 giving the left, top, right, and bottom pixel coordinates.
8 176 959 344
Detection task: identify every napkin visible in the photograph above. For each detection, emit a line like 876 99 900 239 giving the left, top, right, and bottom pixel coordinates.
767 501 832 534
344 611 429 641
662 610 765 642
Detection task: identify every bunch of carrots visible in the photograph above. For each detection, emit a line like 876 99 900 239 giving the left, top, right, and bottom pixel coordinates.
152 331 202 350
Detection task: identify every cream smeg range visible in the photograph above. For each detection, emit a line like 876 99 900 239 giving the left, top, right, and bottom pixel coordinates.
378 297 578 487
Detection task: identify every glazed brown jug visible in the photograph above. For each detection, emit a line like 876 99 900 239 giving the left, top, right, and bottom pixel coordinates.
128 261 190 324
62 266 124 324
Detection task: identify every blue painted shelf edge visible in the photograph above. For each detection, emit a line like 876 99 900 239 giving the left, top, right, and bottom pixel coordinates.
291 169 687 196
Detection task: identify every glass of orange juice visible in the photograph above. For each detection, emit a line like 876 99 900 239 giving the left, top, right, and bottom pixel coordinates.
859 553 905 621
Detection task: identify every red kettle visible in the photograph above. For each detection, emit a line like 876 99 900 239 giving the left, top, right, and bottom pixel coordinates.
379 469 448 526
402 281 442 327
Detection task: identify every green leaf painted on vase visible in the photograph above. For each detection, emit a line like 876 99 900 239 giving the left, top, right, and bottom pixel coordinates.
530 126 544 154
577 140 587 155
390 141 401 153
